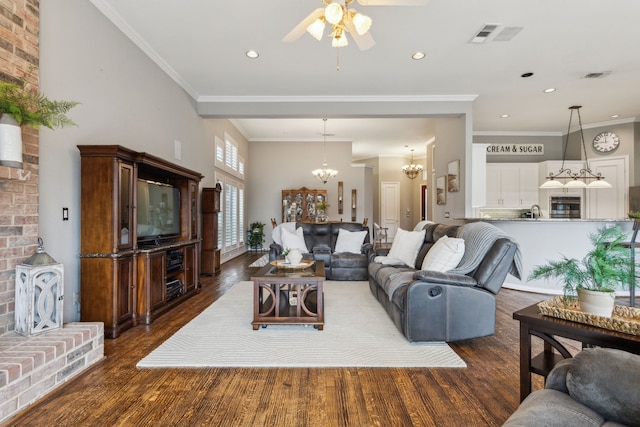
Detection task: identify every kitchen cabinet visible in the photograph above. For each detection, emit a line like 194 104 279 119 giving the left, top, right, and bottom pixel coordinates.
486 163 539 208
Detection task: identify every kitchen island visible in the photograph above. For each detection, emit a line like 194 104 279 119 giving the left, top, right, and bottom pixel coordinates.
456 218 634 295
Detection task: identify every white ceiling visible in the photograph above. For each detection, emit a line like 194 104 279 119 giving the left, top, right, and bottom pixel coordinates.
90 0 640 158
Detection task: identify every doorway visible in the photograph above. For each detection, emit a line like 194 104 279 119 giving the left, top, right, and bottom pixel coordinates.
380 182 400 240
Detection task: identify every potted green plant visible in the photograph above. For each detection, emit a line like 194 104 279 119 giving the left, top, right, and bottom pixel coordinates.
0 81 78 168
528 226 637 317
248 221 265 250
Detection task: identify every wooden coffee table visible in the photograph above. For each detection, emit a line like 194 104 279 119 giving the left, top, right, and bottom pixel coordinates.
251 260 325 330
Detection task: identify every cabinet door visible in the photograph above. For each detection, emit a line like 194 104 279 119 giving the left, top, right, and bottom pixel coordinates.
189 180 198 239
149 252 166 310
485 164 502 207
184 244 197 291
519 164 540 207
115 256 135 324
499 165 521 207
118 163 135 249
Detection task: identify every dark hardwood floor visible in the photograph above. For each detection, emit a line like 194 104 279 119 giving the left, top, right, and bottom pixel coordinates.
4 252 576 427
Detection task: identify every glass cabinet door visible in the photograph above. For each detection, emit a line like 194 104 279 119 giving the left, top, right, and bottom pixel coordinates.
119 163 134 248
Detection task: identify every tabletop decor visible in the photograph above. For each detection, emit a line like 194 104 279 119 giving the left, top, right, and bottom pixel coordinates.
538 296 640 336
528 226 637 317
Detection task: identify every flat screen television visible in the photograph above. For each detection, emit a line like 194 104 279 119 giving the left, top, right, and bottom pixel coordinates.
136 178 181 244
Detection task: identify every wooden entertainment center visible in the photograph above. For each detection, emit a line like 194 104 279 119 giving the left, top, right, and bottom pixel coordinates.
78 145 203 338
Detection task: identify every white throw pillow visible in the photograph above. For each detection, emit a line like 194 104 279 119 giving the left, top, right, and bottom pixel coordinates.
281 227 309 253
334 229 368 254
387 228 426 268
421 235 465 272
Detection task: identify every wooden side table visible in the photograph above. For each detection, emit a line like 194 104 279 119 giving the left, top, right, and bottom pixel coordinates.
513 303 640 402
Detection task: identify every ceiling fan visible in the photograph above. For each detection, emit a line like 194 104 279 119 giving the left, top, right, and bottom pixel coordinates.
283 0 428 51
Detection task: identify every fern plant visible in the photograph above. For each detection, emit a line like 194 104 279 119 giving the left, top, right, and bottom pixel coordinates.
528 226 637 298
0 82 78 129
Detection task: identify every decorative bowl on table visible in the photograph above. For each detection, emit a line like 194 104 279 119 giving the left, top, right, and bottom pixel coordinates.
270 259 315 270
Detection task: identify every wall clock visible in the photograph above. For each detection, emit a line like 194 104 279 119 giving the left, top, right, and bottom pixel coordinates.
592 131 620 153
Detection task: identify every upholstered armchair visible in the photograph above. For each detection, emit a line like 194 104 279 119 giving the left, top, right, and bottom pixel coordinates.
504 348 640 426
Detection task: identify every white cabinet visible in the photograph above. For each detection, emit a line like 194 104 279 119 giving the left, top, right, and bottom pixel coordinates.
486 163 539 208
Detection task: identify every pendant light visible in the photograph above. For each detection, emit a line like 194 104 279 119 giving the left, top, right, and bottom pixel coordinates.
402 148 424 179
312 119 338 184
540 106 611 189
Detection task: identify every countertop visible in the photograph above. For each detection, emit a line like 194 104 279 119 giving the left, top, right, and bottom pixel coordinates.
457 218 633 222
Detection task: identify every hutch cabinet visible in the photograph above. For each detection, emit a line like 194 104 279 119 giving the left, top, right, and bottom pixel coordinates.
78 145 203 338
281 187 327 223
201 184 222 275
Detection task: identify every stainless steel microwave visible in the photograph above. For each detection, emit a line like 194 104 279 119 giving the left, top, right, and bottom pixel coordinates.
550 196 581 219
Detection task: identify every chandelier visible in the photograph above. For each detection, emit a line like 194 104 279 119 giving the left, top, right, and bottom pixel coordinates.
312 119 339 184
306 0 373 49
540 106 611 189
402 148 423 179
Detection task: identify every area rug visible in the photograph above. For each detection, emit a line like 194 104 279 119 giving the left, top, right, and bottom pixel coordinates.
248 254 269 267
137 281 465 368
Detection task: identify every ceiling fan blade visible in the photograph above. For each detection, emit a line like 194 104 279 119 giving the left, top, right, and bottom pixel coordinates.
282 8 325 43
343 19 376 50
356 0 429 5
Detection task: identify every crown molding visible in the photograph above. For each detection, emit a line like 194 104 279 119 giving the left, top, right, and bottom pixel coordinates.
197 95 478 103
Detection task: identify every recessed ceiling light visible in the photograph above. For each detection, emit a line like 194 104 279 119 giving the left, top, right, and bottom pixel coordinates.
521 72 534 78
543 88 556 93
245 50 259 59
500 114 510 118
610 114 621 118
411 52 426 60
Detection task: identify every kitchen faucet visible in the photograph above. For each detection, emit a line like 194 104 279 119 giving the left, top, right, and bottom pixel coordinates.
530 204 542 218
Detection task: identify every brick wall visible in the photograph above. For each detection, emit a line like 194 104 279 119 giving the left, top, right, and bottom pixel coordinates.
0 1 41 335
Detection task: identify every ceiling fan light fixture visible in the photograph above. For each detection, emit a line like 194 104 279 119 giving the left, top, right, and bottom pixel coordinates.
325 3 344 25
332 30 349 47
353 12 372 35
307 18 326 40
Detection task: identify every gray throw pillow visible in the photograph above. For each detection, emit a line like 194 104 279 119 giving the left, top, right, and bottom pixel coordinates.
566 348 640 426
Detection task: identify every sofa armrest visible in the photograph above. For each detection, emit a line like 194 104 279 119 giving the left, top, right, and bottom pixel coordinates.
269 243 283 261
361 242 373 256
412 270 478 287
544 358 572 394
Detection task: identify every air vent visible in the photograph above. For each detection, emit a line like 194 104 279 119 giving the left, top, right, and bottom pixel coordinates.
470 23 500 44
583 71 611 79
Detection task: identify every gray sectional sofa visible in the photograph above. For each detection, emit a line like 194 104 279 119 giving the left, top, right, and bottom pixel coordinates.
368 221 521 342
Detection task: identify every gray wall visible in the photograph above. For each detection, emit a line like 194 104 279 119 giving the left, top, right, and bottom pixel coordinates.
39 1 243 322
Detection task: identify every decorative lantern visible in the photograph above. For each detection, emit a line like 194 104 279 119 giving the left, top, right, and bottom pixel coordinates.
15 238 64 336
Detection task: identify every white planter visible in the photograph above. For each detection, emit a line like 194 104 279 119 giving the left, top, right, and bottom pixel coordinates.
577 288 616 318
0 114 23 168
286 248 303 266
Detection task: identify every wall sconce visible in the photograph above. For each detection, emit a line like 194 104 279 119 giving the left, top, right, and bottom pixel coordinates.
351 189 357 221
338 181 344 214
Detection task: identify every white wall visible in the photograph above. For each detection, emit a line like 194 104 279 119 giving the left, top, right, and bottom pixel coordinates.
38 1 240 322
432 117 467 222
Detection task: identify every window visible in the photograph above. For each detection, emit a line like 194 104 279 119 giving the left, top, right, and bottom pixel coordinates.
215 137 224 168
219 175 245 254
225 134 238 173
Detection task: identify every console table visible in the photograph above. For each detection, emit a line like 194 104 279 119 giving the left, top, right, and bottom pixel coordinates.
513 303 640 402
